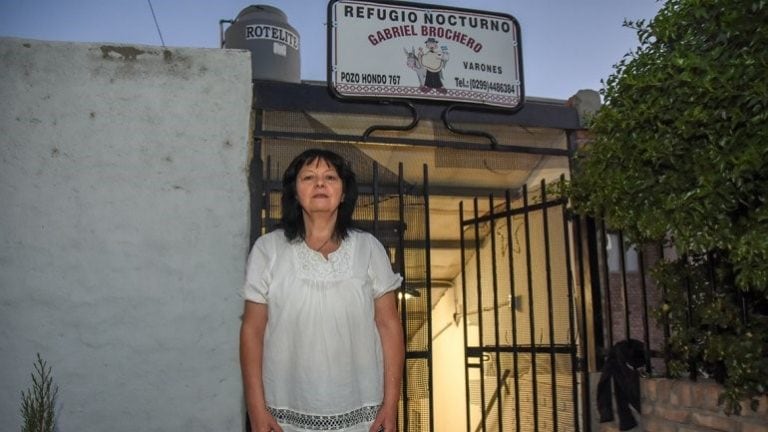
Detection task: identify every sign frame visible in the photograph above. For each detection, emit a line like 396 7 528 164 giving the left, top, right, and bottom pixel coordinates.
326 0 525 111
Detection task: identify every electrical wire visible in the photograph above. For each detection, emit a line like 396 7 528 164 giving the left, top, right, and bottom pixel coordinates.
147 0 166 47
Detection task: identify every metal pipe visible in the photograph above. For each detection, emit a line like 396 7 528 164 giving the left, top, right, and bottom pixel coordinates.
432 321 453 341
219 19 233 48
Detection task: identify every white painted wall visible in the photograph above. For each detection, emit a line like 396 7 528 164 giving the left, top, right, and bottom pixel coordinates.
0 38 252 431
431 287 468 432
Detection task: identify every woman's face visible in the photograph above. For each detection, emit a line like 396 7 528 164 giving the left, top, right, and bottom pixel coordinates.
295 158 344 215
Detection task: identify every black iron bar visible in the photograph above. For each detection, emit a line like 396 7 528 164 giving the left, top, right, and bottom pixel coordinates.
373 162 379 237
638 248 653 373
252 81 580 130
559 175 580 432
404 351 430 359
257 130 571 157
473 370 512 432
250 226 474 249
599 220 614 349
463 198 568 226
473 197 488 432
522 184 540 431
363 101 419 140
423 164 435 432
397 163 410 432
466 345 576 356
504 189 522 432
740 293 748 325
266 178 516 200
265 155 272 233
658 244 671 377
460 201 472 432
573 214 591 431
706 251 717 294
710 252 748 325
565 128 584 432
585 218 606 370
682 255 697 380
443 104 500 150
618 231 631 340
540 179 559 431
488 195 504 432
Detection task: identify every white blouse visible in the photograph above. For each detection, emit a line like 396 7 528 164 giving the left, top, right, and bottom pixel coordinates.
243 229 403 432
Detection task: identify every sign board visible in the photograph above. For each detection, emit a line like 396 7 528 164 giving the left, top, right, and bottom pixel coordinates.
327 0 524 110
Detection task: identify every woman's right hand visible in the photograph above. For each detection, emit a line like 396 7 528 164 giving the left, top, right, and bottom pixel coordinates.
250 409 283 432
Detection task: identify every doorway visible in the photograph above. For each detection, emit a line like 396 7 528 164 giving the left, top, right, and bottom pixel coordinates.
249 81 584 432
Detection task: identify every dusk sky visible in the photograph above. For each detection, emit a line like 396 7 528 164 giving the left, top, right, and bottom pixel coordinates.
0 0 664 99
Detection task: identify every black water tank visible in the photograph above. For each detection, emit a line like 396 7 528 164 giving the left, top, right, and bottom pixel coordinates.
224 5 300 83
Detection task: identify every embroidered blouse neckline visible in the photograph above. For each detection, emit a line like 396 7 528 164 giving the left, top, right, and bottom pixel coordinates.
293 233 355 280
301 237 344 261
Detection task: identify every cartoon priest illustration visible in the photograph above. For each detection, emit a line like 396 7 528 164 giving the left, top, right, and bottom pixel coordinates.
418 37 449 93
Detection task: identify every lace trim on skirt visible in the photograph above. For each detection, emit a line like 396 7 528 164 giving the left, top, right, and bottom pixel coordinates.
268 404 380 430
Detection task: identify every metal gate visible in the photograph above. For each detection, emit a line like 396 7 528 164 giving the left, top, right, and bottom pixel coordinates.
255 141 435 432
247 80 584 432
460 179 581 432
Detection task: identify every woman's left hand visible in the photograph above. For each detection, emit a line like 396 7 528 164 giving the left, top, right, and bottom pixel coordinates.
369 404 397 432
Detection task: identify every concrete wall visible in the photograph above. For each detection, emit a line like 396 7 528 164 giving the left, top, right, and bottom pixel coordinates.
0 38 252 431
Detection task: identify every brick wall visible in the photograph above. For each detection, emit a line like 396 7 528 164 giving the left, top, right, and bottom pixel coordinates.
600 378 768 431
605 243 666 360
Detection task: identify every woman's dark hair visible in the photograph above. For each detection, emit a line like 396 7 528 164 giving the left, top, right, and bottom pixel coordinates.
280 148 358 241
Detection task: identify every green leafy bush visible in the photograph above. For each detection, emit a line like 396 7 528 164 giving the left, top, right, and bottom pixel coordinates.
570 0 768 414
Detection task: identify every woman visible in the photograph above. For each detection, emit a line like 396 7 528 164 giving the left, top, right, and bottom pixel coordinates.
240 149 405 432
